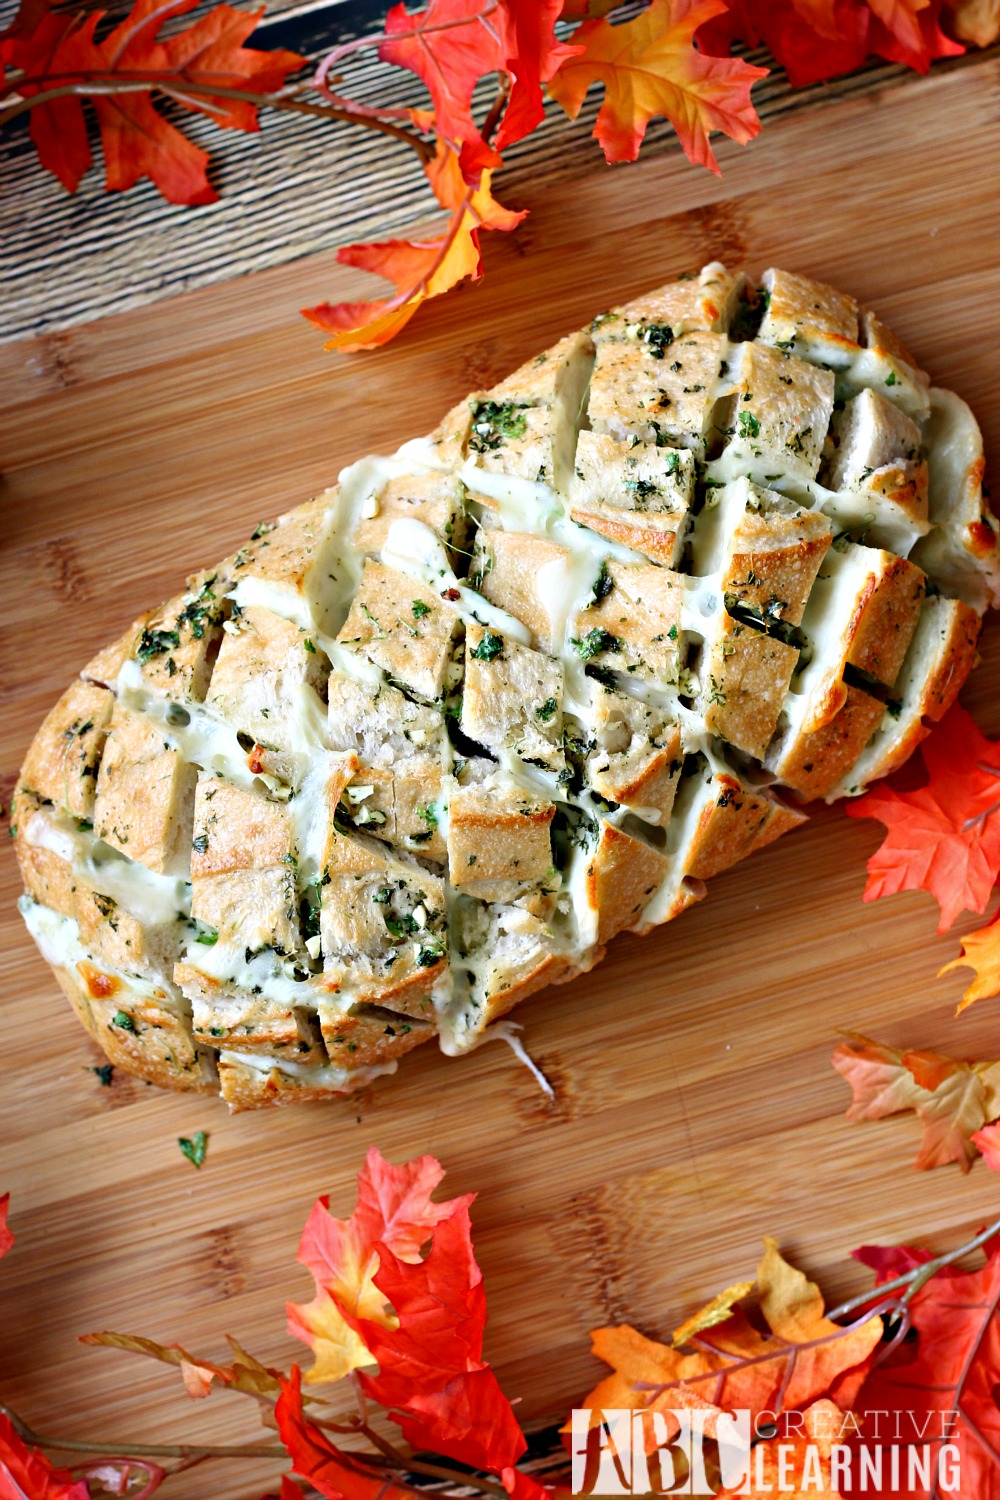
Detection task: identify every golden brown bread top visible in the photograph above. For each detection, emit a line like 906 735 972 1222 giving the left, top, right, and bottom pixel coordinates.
15 262 1000 1108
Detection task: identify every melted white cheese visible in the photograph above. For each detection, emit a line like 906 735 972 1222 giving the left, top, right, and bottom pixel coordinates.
25 810 190 926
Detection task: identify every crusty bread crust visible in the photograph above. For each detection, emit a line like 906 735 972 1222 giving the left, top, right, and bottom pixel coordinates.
16 263 1000 1108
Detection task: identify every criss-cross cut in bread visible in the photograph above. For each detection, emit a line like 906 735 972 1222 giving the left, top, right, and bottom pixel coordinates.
15 264 999 1108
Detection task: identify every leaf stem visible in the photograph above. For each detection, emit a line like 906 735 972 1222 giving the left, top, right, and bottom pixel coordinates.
0 71 435 159
0 1406 286 1460
825 1212 1000 1322
358 1420 509 1497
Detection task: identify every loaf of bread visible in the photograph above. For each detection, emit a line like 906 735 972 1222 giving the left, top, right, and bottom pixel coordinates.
15 264 999 1108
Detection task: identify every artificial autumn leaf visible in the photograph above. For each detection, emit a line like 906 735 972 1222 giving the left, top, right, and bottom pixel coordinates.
832 1032 1000 1171
80 1329 284 1400
0 1194 11 1261
379 0 504 170
561 0 621 15
845 703 1000 932
940 908 1000 1010
851 1235 1000 1497
946 0 1000 45
352 1205 529 1472
493 0 583 151
971 1120 1000 1170
275 1367 412 1500
575 1243 880 1451
549 0 767 171
501 1467 558 1500
671 1280 754 1348
866 0 965 67
717 1400 847 1499
697 0 960 87
0 1411 89 1500
0 0 304 203
287 1145 472 1383
745 1418 852 1500
378 0 573 170
755 1240 881 1410
302 143 525 351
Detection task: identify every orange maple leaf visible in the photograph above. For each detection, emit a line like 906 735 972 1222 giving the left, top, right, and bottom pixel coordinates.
302 140 525 351
939 908 1000 1010
286 1145 472 1382
573 1244 880 1450
547 0 767 171
845 703 1000 932
832 1032 1000 1171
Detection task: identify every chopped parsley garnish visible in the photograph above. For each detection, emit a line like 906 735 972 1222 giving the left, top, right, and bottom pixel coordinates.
418 804 439 829
192 834 209 855
176 579 220 640
590 562 614 604
303 637 316 653
468 400 529 452
411 599 431 619
250 521 275 540
195 926 219 946
91 1064 114 1086
738 410 761 440
624 477 659 505
885 372 898 386
385 913 419 939
178 1131 208 1168
536 697 558 722
637 322 674 358
137 627 180 661
471 631 504 662
372 887 392 904
112 1010 135 1032
416 945 443 967
573 628 620 660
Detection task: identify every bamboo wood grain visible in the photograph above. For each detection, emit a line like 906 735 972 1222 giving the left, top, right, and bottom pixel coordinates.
2 56 1000 1498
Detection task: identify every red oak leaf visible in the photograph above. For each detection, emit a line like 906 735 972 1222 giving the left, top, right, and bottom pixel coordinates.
302 142 525 351
493 0 583 151
698 0 960 85
379 0 501 171
0 0 304 202
378 0 573 170
845 703 1000 932
849 1235 1000 1498
275 1367 412 1500
866 0 964 68
0 7 103 193
287 1145 473 1380
972 1121 1000 1170
354 1205 529 1472
0 1195 12 1261
0 1412 89 1500
548 0 767 172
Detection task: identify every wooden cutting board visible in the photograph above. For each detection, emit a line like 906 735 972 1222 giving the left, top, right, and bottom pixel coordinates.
3 55 1000 1498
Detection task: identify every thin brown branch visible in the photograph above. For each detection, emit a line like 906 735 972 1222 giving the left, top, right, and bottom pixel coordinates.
359 1420 508 1497
826 1211 1000 1322
0 72 434 159
0 1407 285 1461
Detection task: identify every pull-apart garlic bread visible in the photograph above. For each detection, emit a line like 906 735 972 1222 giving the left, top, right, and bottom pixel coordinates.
15 264 1000 1108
